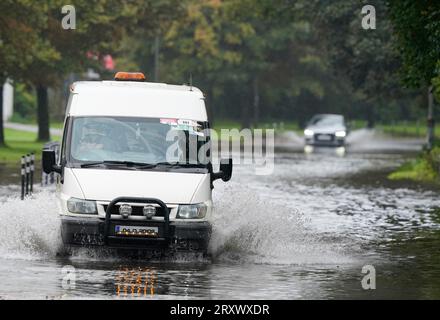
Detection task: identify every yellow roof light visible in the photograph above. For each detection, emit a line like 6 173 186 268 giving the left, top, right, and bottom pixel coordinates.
114 72 146 82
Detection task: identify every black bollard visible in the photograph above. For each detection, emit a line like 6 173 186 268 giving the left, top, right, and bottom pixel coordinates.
21 156 25 200
30 153 35 194
25 154 30 196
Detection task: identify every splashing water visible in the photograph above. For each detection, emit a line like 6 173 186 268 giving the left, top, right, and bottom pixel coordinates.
0 191 62 260
210 180 357 265
0 184 355 265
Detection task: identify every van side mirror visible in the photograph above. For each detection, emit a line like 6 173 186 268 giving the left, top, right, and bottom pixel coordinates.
212 158 233 182
42 149 61 174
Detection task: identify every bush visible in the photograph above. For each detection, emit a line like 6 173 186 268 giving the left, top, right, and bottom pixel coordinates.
389 147 440 183
13 83 36 121
428 147 440 175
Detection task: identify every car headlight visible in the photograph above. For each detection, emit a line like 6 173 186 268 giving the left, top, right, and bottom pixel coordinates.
335 131 346 138
177 203 207 219
67 197 97 214
304 129 314 137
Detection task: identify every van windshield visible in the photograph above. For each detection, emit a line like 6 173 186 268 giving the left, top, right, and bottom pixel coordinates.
68 116 210 170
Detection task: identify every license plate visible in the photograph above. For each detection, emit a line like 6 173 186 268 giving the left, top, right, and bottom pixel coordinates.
317 135 332 141
115 225 159 237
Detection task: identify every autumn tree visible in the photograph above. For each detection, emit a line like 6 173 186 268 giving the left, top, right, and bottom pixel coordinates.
0 0 57 145
1 0 163 142
26 0 138 141
159 0 339 127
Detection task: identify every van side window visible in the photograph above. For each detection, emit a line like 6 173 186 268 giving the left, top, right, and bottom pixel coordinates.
60 117 70 165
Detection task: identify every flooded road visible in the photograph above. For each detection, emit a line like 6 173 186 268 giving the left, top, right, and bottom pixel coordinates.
0 130 439 299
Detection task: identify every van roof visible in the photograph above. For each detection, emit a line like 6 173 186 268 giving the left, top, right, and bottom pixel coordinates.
67 81 208 121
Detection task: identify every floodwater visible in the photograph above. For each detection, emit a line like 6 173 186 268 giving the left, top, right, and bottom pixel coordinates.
0 129 439 299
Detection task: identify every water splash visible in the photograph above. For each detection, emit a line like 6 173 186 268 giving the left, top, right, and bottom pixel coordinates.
0 191 62 260
210 181 356 265
0 190 211 263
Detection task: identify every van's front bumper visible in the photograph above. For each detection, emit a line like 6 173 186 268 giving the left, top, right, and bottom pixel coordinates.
60 216 212 251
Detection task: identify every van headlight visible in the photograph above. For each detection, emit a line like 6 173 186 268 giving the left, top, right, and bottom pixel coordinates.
177 203 207 219
335 130 346 138
67 197 97 214
304 129 314 137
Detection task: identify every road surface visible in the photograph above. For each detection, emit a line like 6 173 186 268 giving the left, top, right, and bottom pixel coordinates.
0 129 438 299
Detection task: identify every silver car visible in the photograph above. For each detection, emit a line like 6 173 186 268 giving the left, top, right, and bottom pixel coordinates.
304 114 348 147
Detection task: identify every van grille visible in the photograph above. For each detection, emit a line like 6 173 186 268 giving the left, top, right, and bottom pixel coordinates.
103 205 166 217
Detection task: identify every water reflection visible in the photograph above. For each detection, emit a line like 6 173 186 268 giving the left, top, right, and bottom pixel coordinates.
304 145 346 157
114 266 157 298
60 258 214 299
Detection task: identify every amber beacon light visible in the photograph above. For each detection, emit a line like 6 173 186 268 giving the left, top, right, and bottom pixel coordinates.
114 72 146 82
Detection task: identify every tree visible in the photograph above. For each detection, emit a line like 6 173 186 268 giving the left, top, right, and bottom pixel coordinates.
387 0 440 148
300 0 416 127
26 0 139 141
387 1 440 88
159 0 341 127
114 0 188 81
0 83 3 146
1 0 148 141
0 0 57 145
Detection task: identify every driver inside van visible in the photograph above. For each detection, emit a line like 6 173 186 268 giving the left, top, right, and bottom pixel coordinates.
75 123 114 159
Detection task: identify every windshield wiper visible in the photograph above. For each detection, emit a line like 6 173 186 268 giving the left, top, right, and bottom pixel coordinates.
80 160 156 169
80 161 205 169
149 162 205 168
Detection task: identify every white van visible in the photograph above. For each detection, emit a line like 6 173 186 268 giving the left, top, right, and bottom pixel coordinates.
43 72 232 254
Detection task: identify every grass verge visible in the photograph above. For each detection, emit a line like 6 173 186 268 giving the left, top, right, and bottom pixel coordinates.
388 147 440 184
8 114 64 129
378 121 440 139
0 128 61 165
212 120 301 134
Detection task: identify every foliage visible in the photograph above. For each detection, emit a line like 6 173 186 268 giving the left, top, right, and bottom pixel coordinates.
0 0 58 83
389 147 440 183
1 0 180 141
387 0 440 91
2 0 439 131
154 0 362 126
12 83 36 120
308 1 399 97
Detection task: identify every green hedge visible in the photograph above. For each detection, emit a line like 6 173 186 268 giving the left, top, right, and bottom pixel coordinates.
389 147 440 183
